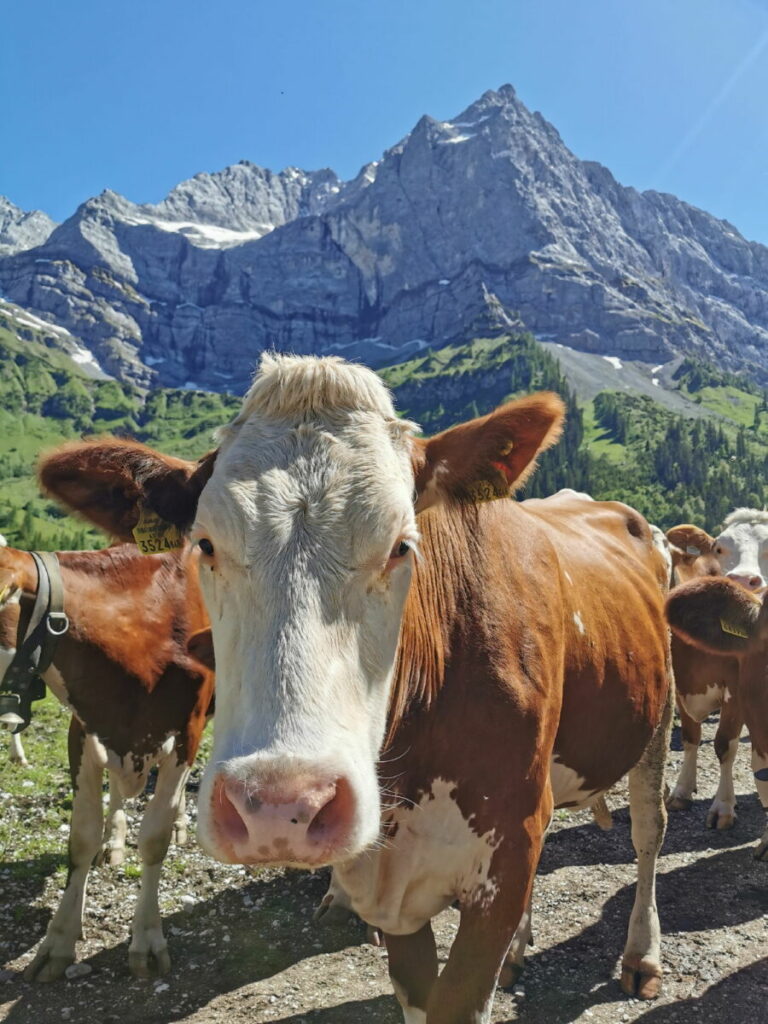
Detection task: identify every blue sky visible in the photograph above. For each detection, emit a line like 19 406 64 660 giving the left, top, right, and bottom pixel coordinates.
4 0 768 242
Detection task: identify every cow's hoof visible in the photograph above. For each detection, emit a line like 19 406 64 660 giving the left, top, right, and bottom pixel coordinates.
96 845 126 867
620 956 663 1000
128 946 171 978
498 960 524 991
313 896 355 928
23 951 74 983
706 808 736 830
172 823 187 846
665 794 692 812
753 839 768 861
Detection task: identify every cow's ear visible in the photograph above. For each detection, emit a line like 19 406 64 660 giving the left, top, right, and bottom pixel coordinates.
188 628 215 671
412 392 565 511
665 524 716 556
39 440 217 541
666 577 763 655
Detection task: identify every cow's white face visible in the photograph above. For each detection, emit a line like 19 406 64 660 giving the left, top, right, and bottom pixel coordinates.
193 359 418 866
714 514 768 592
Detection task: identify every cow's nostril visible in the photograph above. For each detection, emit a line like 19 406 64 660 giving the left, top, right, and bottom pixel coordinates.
215 786 249 843
307 776 354 843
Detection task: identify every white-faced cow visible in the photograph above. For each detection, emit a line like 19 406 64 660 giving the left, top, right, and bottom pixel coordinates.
0 540 214 981
666 574 768 860
40 355 673 1022
665 513 767 843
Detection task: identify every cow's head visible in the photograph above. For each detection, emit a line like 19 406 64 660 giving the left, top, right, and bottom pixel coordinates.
708 509 768 592
666 575 767 657
40 354 564 867
665 524 719 585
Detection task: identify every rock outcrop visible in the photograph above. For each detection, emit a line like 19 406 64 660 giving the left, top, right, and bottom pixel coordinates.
0 197 56 256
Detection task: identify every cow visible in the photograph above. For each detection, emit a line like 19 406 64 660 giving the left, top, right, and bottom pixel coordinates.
665 574 768 860
0 541 214 981
0 531 28 765
39 355 673 1022
664 515 765 837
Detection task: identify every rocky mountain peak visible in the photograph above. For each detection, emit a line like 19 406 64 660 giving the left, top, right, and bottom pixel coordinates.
3 85 768 390
0 197 57 256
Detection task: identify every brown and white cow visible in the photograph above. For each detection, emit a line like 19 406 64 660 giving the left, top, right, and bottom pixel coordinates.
40 355 672 1022
665 514 767 837
0 541 214 981
666 575 768 860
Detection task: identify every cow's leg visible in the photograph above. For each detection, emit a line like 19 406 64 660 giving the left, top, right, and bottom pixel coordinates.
97 770 127 866
9 729 28 766
667 702 701 811
314 867 357 926
498 896 533 989
24 721 106 982
706 698 743 830
128 753 189 977
172 787 187 846
426 867 536 1023
738 675 768 860
751 747 768 861
621 684 673 1000
386 922 438 1024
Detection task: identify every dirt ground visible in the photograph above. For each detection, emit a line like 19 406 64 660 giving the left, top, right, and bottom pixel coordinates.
1 716 767 1024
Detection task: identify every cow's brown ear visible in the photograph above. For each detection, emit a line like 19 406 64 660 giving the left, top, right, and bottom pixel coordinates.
412 392 565 511
665 524 716 556
666 577 763 655
188 628 215 671
39 440 217 541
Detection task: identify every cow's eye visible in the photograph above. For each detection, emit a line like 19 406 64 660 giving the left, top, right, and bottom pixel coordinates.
198 538 215 557
390 540 411 560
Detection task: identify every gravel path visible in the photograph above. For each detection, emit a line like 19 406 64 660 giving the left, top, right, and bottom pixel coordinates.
1 716 767 1024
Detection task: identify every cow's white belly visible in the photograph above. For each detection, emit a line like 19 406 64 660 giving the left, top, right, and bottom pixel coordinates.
550 754 603 809
678 683 724 723
337 777 500 936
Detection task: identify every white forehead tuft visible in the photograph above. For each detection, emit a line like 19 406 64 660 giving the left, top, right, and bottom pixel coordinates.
219 353 417 435
721 507 768 529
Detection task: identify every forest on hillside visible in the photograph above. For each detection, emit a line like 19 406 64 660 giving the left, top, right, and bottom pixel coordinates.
2 320 767 550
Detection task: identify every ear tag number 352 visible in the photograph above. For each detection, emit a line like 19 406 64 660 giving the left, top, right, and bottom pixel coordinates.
132 508 183 555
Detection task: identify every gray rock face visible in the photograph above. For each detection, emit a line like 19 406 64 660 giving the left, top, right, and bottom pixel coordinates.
3 85 768 390
0 197 56 256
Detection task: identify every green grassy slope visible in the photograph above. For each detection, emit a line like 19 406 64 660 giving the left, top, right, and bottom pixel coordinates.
2 307 767 546
0 304 239 549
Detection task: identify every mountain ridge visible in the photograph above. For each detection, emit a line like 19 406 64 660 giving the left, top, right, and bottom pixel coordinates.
3 85 768 390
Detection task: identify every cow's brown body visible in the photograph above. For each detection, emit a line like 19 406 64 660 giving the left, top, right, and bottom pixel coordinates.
0 543 213 981
337 491 672 1014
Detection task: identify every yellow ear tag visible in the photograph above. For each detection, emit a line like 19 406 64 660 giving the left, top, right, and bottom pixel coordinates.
0 584 10 604
132 507 183 555
466 479 504 503
720 618 748 640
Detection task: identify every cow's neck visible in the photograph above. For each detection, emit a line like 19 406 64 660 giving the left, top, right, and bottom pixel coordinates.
384 500 484 750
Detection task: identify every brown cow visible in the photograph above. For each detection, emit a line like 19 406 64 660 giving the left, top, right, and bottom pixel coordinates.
39 355 673 1022
666 575 768 860
664 524 743 829
0 542 213 981
665 516 768 838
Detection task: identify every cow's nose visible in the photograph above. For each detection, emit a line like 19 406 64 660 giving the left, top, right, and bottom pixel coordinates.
209 773 356 865
726 572 764 591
